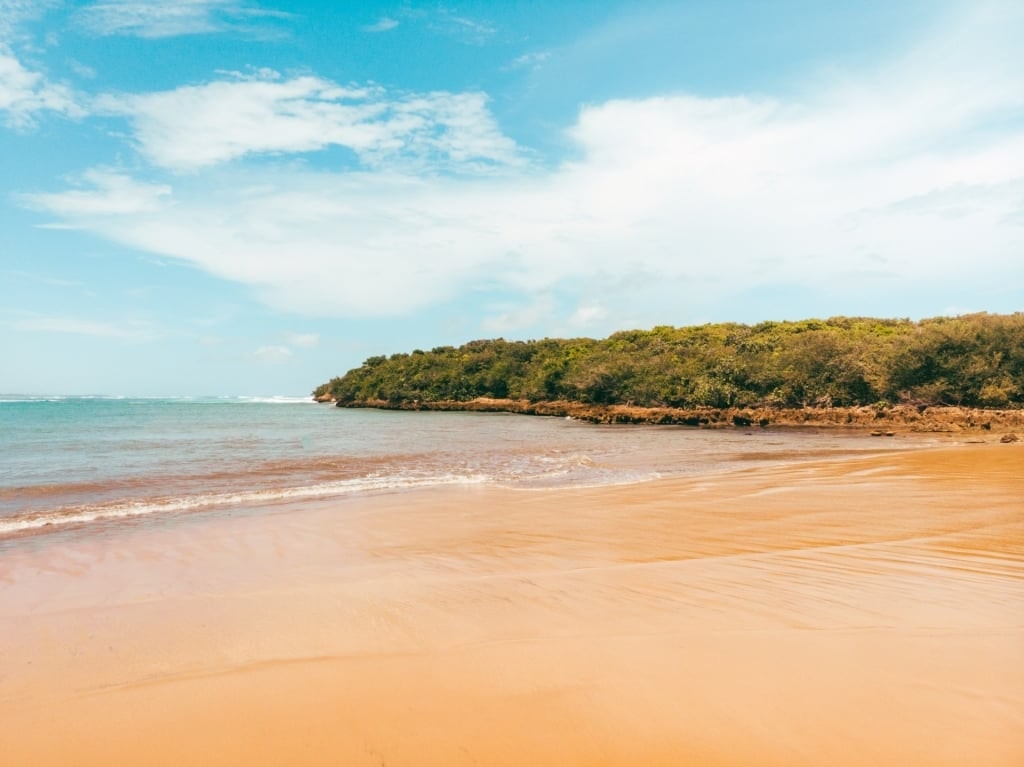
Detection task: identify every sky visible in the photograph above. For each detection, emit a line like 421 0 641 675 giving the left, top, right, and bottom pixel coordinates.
1 0 1021 396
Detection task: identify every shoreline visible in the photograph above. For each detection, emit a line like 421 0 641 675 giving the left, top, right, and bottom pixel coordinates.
2 442 1021 765
1 422 956 545
326 397 1024 435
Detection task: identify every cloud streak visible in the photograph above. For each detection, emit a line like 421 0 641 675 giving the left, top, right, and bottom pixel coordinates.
429 8 495 45
24 169 171 214
363 17 398 33
14 315 153 339
503 51 551 72
76 0 292 39
94 72 522 172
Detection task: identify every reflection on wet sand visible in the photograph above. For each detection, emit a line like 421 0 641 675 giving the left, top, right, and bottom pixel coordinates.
1 444 1021 766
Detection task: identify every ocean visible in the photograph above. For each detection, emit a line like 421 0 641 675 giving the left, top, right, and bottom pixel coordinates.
0 395 922 541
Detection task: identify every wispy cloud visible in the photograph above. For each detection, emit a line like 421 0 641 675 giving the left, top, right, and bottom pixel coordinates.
363 17 398 33
14 315 153 339
380 5 493 45
439 11 494 44
76 0 292 39
0 2 83 127
4 270 85 289
568 304 608 328
0 0 62 43
481 295 555 334
68 59 97 79
23 2 1024 327
503 51 551 72
23 169 171 215
250 345 292 364
401 6 494 45
94 71 522 172
287 333 319 348
0 48 81 127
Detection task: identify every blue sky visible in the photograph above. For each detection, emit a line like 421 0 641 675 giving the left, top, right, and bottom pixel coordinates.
1 0 1021 396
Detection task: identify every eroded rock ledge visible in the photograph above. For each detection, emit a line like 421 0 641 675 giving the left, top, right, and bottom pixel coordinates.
330 397 1024 434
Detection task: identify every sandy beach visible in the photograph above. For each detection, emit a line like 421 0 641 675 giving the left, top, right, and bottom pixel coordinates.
1 442 1021 766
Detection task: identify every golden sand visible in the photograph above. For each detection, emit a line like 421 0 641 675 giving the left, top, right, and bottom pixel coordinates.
1 443 1021 765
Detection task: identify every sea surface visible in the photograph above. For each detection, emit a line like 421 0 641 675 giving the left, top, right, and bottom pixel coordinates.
0 395 926 541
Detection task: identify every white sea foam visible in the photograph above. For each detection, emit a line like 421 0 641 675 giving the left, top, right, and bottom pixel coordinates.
506 468 663 490
0 395 69 402
0 473 491 537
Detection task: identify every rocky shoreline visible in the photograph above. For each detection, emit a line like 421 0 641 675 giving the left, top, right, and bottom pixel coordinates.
319 396 1024 438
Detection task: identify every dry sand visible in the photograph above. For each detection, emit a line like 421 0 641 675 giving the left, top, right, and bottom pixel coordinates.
1 443 1022 765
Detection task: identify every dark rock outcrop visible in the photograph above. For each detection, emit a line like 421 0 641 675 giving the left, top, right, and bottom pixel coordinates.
333 398 1024 434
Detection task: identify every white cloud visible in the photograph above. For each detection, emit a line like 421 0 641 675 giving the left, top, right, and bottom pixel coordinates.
568 304 608 328
0 48 81 127
76 0 291 39
0 2 82 127
481 296 556 334
0 0 60 41
96 72 521 172
251 345 292 364
363 17 398 33
503 51 551 72
23 170 171 215
23 2 1024 326
68 59 97 79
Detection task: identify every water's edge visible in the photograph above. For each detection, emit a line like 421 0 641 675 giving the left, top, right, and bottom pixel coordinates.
330 397 1024 434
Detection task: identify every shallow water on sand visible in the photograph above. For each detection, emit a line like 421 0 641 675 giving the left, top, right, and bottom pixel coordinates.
0 396 931 540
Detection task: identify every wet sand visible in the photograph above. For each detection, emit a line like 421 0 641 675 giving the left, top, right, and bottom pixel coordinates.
1 443 1022 765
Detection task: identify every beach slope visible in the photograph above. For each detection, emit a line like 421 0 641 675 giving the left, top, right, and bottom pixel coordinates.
1 444 1021 765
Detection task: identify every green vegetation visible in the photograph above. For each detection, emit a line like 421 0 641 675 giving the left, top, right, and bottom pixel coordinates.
314 313 1024 410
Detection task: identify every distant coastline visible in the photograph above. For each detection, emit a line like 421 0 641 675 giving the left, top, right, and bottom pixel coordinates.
314 315 1024 425
314 314 1023 437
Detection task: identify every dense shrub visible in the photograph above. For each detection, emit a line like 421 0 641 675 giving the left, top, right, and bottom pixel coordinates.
314 313 1024 409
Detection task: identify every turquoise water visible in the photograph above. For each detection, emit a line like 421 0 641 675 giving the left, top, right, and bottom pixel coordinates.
0 396 919 540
